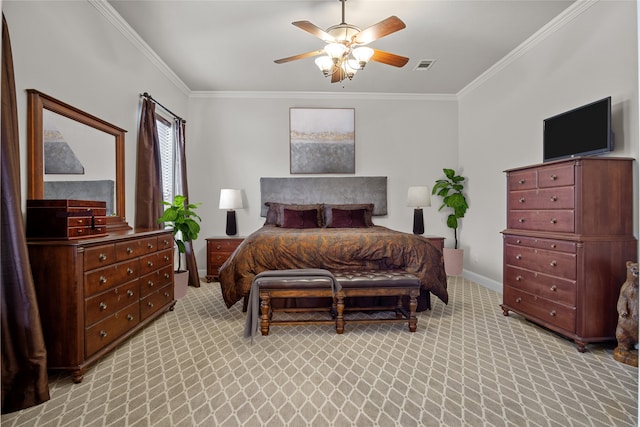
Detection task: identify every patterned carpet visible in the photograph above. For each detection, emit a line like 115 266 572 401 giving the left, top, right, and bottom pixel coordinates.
2 276 637 426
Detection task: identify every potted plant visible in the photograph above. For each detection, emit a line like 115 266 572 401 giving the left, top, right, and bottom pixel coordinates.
432 168 469 276
157 195 202 298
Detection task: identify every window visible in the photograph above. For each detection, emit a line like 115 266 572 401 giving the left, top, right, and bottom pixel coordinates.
156 115 175 204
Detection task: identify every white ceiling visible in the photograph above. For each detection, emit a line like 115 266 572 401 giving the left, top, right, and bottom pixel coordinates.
107 0 575 95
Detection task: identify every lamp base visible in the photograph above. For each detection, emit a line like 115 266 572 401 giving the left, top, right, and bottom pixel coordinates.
413 208 424 235
226 210 237 236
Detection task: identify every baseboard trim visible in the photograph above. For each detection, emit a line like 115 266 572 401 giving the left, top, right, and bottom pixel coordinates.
461 270 503 294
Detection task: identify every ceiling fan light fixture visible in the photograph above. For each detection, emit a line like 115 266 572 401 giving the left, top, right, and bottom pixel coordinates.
343 59 360 80
315 56 334 76
324 43 348 63
352 46 374 69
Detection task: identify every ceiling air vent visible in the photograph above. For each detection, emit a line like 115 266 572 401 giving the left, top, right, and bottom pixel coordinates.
414 60 435 71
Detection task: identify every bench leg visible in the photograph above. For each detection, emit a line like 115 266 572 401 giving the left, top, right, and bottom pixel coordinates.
335 294 345 334
408 291 418 332
395 295 404 319
260 294 271 336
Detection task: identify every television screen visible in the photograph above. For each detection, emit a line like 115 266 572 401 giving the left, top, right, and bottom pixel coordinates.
543 96 613 162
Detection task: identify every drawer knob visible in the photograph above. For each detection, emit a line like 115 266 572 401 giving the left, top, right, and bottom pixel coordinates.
518 218 525 223
516 239 521 244
126 247 133 254
78 219 84 224
127 268 134 275
148 243 154 249
164 273 170 279
518 179 525 184
164 292 170 297
127 290 134 297
216 245 222 250
99 302 107 311
515 297 522 303
550 285 557 292
98 253 107 261
148 280 154 288
550 244 556 249
515 275 523 281
550 260 557 267
550 218 557 224
163 239 170 245
147 302 154 308
550 174 557 180
147 261 154 267
550 196 558 202
100 330 107 338
127 314 134 321
77 229 84 234
99 276 107 285
515 254 522 260
164 256 170 261
549 310 557 317
519 197 525 203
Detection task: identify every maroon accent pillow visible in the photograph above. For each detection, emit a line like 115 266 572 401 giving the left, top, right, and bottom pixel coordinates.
327 208 368 228
323 203 374 227
281 208 321 229
264 202 322 226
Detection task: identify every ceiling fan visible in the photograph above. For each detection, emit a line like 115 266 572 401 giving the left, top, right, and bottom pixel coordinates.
274 0 409 83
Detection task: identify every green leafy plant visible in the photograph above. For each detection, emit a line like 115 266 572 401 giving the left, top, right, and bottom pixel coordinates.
157 195 202 272
432 168 469 250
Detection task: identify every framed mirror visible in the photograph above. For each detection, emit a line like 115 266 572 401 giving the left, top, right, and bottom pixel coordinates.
27 89 130 231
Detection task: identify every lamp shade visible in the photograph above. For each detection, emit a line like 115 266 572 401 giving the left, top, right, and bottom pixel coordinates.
407 186 431 208
219 189 243 210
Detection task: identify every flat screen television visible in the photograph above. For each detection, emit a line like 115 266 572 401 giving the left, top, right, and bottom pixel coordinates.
543 96 613 162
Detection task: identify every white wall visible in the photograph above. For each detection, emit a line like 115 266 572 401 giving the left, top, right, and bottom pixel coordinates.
4 0 189 225
458 0 639 290
187 94 459 270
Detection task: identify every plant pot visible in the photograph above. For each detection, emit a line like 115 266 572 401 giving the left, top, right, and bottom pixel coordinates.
174 270 189 299
443 248 464 276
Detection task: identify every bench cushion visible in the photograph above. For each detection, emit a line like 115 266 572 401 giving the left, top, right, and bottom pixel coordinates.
333 270 420 288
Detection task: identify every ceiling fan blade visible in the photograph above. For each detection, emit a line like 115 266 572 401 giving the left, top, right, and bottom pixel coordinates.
274 49 326 64
352 16 406 45
292 21 335 43
331 67 346 83
370 49 409 68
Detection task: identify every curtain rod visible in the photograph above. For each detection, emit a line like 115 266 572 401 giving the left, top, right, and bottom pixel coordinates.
140 92 185 123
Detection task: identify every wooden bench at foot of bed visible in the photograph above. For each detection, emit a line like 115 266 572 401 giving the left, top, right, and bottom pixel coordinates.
255 269 420 335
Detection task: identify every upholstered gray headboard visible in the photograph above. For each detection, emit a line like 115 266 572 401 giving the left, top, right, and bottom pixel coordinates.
260 176 387 216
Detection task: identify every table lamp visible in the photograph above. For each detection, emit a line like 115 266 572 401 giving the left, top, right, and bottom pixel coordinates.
219 189 243 236
407 186 430 235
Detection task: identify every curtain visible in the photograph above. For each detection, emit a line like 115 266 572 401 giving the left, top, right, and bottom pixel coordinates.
1 14 50 413
134 99 163 229
174 119 200 287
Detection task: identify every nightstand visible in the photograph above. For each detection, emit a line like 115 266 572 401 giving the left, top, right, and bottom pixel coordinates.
423 236 444 252
206 237 244 282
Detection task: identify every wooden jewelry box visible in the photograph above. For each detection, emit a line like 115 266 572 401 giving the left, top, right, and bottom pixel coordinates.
26 199 108 239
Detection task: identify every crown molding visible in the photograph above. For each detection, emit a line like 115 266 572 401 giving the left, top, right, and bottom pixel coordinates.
189 91 457 102
457 0 598 99
88 0 191 96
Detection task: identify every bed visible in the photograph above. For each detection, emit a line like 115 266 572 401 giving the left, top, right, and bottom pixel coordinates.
218 176 448 312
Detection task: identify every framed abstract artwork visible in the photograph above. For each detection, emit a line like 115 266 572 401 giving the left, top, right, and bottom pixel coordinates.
289 108 355 174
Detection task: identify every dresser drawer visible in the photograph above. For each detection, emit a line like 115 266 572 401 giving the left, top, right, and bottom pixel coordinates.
84 259 140 297
504 235 576 253
209 239 242 252
85 301 140 357
507 210 574 233
84 244 116 270
504 244 576 279
69 225 108 239
503 286 576 332
140 284 174 320
85 279 139 327
536 164 574 188
504 265 576 307
157 235 173 251
140 265 173 298
508 170 537 190
115 236 158 261
139 249 172 276
508 187 574 210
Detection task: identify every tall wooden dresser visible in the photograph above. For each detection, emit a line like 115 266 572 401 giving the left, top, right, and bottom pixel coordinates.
28 229 175 382
501 157 637 352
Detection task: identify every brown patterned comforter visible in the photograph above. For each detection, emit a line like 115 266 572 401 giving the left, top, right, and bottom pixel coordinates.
218 225 448 311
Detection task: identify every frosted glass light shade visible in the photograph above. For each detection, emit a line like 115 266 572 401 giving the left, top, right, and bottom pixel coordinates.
219 189 243 210
407 186 431 208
